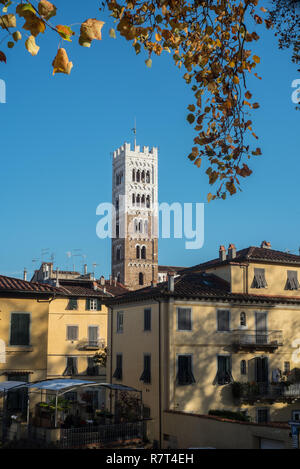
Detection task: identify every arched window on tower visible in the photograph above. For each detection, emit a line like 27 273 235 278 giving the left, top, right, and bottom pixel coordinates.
132 169 135 182
139 272 144 286
144 220 148 236
141 170 145 182
117 272 121 283
141 195 145 207
136 245 140 259
136 170 140 182
138 219 143 233
146 195 150 208
141 246 146 259
146 171 150 183
132 194 135 206
116 247 121 261
136 194 140 206
134 219 138 233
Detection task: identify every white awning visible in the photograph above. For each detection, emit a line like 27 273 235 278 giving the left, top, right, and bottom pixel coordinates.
27 379 96 391
0 381 28 392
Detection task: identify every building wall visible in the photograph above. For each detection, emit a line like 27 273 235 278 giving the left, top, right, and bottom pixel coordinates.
162 411 292 449
0 297 50 383
47 298 107 379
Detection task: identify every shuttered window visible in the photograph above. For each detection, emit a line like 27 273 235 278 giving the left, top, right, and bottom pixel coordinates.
217 356 233 385
217 310 230 331
113 354 122 380
10 313 30 346
140 355 151 384
144 309 151 331
286 271 300 290
177 308 192 331
117 311 124 333
88 326 98 346
252 268 267 288
63 357 78 376
66 298 78 310
67 325 78 341
85 298 101 311
177 355 195 385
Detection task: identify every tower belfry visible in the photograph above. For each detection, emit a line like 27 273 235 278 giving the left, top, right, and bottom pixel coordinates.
111 140 158 289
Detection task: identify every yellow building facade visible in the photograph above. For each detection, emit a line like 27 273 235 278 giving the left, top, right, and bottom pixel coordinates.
107 244 300 446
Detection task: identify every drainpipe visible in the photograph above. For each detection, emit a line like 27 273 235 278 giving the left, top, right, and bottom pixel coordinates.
109 306 113 416
154 298 162 449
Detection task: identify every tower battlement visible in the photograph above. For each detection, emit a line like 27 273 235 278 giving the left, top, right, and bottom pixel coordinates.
113 142 158 159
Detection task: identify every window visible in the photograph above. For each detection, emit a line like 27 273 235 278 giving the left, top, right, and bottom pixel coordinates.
63 357 78 376
240 312 247 327
136 170 140 182
141 246 146 259
143 406 151 419
66 298 78 310
144 220 148 236
132 193 135 205
256 407 269 424
136 194 140 206
240 360 247 375
286 270 300 290
67 325 78 341
136 245 140 259
10 313 30 346
116 247 121 261
146 195 150 208
146 171 150 183
139 272 144 286
88 326 99 346
177 355 195 385
144 308 151 331
87 357 100 376
252 268 267 288
113 354 122 380
216 355 233 385
140 354 151 383
86 298 101 311
217 310 230 331
132 169 135 182
117 311 124 333
116 223 119 238
141 170 145 182
7 373 29 412
284 361 290 375
141 195 145 207
177 308 192 331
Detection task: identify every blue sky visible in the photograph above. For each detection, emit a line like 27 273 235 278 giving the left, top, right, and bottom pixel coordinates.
0 0 299 280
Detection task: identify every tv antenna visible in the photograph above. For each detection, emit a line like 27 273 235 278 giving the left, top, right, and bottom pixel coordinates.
132 118 137 148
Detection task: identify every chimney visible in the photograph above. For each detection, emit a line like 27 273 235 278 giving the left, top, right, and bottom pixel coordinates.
84 264 87 275
228 243 237 260
261 240 271 249
114 276 117 286
167 272 175 293
93 281 98 291
219 245 226 262
23 268 27 281
100 275 105 286
55 269 60 287
109 275 112 285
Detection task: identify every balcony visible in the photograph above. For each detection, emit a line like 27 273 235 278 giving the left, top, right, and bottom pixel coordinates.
77 338 106 351
231 330 283 352
232 382 300 404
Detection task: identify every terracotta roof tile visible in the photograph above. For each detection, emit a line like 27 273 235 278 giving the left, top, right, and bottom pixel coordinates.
0 275 57 294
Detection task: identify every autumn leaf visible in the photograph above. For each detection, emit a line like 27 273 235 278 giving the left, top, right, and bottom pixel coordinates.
13 30 22 42
0 13 16 28
23 13 46 37
145 58 152 68
109 27 116 39
253 55 260 63
207 193 213 203
56 25 74 41
25 35 40 56
187 114 195 124
16 3 36 18
79 18 105 47
38 0 57 20
0 50 6 63
52 47 73 75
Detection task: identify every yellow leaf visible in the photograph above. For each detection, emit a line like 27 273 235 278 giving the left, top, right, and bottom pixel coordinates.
13 31 22 42
52 48 73 75
23 13 46 37
155 32 162 42
38 0 57 20
109 27 116 39
79 18 105 47
253 55 260 64
233 76 239 84
145 58 152 68
207 193 213 203
25 35 40 56
0 14 16 28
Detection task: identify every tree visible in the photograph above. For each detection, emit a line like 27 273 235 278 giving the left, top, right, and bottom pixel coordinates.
0 1 299 200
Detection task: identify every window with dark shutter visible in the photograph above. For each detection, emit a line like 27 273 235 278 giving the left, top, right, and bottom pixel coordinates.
66 298 78 310
144 309 151 331
63 357 78 376
67 325 78 341
286 271 300 290
117 311 124 333
257 408 269 424
10 313 30 346
217 310 230 331
240 360 247 375
252 268 267 288
140 355 151 383
113 354 122 380
216 356 233 385
177 355 195 385
177 308 192 331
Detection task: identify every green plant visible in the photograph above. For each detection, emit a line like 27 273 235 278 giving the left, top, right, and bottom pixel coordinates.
208 409 250 422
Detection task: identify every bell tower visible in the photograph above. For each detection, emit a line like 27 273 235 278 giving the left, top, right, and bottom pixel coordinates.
111 141 158 289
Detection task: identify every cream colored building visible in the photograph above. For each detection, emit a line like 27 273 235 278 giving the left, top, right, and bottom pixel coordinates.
107 242 300 447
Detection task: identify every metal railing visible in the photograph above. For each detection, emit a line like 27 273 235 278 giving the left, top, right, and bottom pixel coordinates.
77 338 106 350
232 330 283 348
59 421 144 448
234 382 300 402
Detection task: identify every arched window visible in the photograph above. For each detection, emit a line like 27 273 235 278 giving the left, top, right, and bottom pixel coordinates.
115 198 119 210
116 247 121 261
136 245 140 259
240 312 246 327
138 220 143 233
144 220 148 235
146 195 150 208
132 169 135 182
139 272 144 286
141 195 145 207
136 170 140 182
134 219 138 233
146 171 150 183
136 194 140 206
141 170 145 182
240 360 247 375
141 246 146 259
132 193 135 205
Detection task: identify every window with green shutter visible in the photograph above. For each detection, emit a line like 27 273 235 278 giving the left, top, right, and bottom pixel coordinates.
144 309 151 331
140 354 151 383
177 308 192 331
177 355 195 385
66 298 78 310
10 313 30 346
217 310 230 331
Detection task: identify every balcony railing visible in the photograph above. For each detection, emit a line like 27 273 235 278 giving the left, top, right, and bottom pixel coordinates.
77 338 106 351
232 382 300 403
231 330 283 351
